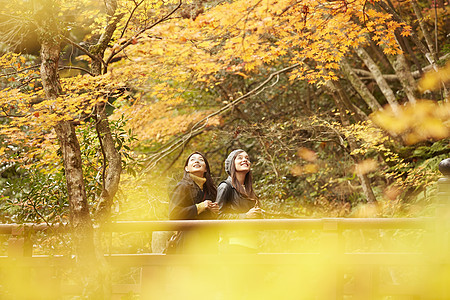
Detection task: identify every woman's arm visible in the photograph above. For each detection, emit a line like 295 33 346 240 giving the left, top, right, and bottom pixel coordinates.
169 184 198 220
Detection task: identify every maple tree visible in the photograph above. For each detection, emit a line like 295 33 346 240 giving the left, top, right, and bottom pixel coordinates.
0 0 185 297
0 0 448 297
0 0 448 268
1 0 448 220
111 0 448 211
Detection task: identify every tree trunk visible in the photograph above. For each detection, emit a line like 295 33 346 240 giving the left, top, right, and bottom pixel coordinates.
340 58 383 112
86 0 123 224
410 0 438 62
355 47 399 114
94 106 123 222
54 121 95 255
39 8 96 265
377 1 431 59
90 0 123 75
333 80 369 122
37 1 107 298
377 0 446 97
386 49 417 104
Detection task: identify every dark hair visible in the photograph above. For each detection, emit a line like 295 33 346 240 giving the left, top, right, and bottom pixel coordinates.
229 150 257 199
184 151 217 200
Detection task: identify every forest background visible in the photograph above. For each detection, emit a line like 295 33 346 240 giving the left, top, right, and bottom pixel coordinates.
0 0 449 268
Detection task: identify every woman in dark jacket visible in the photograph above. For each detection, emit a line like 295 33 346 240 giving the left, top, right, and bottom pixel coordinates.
168 152 219 253
216 149 263 252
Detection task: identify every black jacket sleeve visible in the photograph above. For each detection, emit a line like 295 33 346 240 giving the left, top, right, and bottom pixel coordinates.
169 183 198 220
216 181 246 219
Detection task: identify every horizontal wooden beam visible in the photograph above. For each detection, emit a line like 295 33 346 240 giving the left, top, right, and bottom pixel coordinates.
0 218 433 235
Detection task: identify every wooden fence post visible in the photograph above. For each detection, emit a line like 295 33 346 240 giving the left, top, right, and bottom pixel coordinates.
7 225 32 257
434 158 450 299
320 219 342 300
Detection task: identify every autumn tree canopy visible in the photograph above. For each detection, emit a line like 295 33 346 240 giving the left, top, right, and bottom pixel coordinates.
0 0 449 223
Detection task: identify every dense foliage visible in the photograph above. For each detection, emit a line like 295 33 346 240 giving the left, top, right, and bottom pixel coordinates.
0 0 449 225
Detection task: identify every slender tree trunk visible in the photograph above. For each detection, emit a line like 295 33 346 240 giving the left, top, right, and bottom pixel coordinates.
37 1 108 298
355 47 399 113
410 0 438 62
386 49 417 104
80 1 125 298
90 0 124 75
88 0 123 233
87 0 124 223
94 106 122 221
333 80 369 122
38 0 96 264
398 33 424 76
377 1 431 59
377 0 447 100
368 40 392 71
54 121 95 254
340 58 383 112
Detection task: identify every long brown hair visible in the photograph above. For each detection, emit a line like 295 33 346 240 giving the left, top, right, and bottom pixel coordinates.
229 150 257 199
184 151 217 200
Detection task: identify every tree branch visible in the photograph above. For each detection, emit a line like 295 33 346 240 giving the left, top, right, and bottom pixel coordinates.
105 0 183 66
119 0 145 39
59 65 94 76
143 61 303 172
1 107 25 118
0 64 40 78
62 36 106 66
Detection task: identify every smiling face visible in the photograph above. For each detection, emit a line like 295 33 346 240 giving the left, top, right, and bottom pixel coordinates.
234 151 250 173
185 153 207 177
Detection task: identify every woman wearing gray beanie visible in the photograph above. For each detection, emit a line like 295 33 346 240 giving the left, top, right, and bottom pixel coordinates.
216 149 263 252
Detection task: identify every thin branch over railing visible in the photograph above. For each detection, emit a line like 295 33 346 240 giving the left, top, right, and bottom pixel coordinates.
142 62 303 172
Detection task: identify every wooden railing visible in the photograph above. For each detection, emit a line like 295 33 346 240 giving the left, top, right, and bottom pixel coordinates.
0 158 448 299
0 217 445 299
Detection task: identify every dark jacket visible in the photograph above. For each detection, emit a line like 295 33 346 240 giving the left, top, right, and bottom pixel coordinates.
216 176 260 251
168 174 217 254
216 177 256 219
169 174 215 220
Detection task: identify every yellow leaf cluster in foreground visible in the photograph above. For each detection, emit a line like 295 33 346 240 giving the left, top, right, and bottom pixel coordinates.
371 100 450 145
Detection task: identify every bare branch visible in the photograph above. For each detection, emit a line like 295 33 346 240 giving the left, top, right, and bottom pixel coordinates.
59 65 94 76
16 78 35 89
0 64 40 78
1 107 25 118
105 0 183 66
142 61 303 172
62 36 106 66
120 0 145 39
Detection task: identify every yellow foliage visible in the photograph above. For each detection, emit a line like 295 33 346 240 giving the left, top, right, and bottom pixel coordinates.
111 94 220 144
371 100 450 145
352 159 378 175
419 60 450 92
297 147 317 162
112 0 409 92
290 163 319 176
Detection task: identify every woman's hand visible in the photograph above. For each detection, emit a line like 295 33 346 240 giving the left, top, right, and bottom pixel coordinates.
245 207 262 219
204 200 219 214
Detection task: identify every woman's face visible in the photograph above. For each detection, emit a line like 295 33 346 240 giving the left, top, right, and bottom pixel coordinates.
234 151 250 173
185 153 207 177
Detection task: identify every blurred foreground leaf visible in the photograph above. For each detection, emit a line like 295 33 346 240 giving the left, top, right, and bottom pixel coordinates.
371 100 450 144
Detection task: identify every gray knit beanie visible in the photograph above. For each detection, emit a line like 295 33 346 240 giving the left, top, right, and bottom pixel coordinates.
224 149 244 175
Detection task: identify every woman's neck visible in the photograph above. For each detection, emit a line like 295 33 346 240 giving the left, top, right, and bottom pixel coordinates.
235 172 246 186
